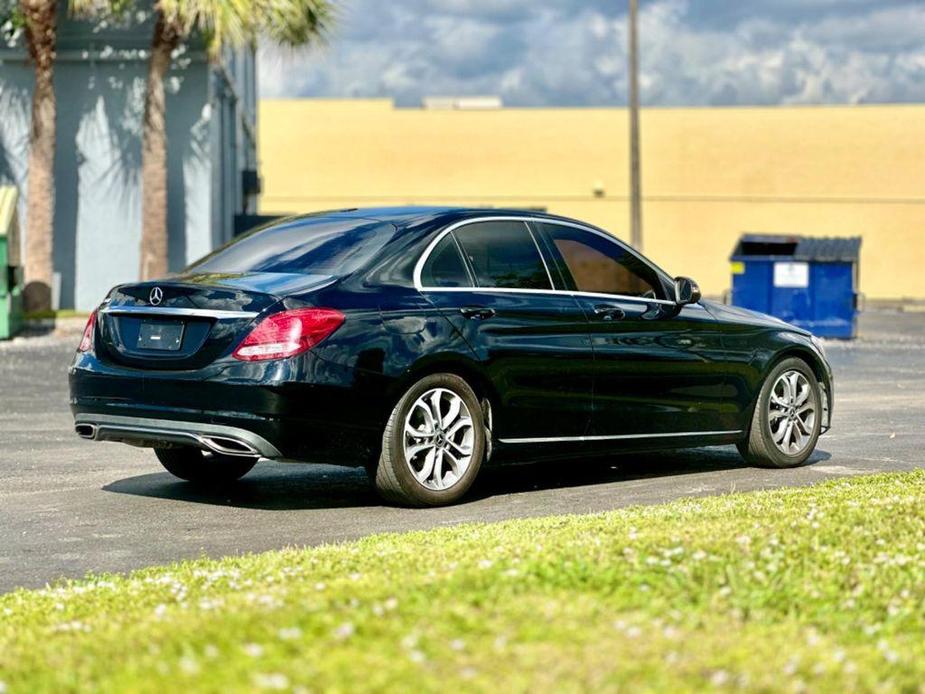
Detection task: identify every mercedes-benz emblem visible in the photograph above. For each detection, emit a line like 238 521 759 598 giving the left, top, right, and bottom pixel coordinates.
149 286 164 306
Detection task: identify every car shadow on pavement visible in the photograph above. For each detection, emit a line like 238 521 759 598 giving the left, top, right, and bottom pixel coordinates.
471 446 832 501
103 462 378 511
103 446 832 511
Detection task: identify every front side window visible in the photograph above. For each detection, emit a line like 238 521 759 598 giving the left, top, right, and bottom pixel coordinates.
537 223 664 299
187 218 396 277
453 221 551 290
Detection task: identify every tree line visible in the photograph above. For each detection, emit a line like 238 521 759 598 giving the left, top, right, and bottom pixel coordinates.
5 0 332 312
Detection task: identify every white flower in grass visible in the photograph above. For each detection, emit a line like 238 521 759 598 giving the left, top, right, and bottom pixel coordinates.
877 640 899 664
278 627 302 641
0 679 6 693
384 597 399 611
314 582 326 592
243 643 264 658
409 649 426 664
53 621 90 633
478 559 493 570
333 623 355 641
179 656 200 675
154 604 168 618
450 639 465 652
253 673 290 690
710 670 730 686
203 644 219 659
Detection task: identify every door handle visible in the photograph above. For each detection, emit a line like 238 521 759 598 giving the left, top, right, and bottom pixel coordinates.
592 305 625 321
460 306 496 320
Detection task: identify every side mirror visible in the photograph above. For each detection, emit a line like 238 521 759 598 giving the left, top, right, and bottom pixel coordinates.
674 276 702 306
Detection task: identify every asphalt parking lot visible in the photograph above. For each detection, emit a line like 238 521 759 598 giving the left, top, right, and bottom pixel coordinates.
1 311 923 593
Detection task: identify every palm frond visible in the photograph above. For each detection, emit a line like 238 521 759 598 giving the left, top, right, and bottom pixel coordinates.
158 0 334 55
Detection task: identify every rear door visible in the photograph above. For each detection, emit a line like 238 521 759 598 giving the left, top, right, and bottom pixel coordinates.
418 219 594 440
533 221 733 437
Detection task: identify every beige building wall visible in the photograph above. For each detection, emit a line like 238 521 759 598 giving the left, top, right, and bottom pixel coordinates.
259 99 925 300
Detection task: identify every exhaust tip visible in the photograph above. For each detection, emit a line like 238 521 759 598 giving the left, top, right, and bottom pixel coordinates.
75 423 98 440
199 435 258 457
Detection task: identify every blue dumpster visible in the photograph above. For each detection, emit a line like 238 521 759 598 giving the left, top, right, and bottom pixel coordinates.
730 234 861 339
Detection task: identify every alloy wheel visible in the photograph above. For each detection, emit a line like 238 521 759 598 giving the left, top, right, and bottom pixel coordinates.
403 388 475 490
767 369 816 455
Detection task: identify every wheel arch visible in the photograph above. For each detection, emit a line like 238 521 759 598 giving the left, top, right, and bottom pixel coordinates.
387 353 500 428
767 344 829 387
744 337 832 434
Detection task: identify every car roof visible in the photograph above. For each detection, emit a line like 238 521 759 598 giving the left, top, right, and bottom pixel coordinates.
281 206 608 231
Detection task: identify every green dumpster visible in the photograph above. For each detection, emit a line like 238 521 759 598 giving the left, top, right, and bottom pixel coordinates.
0 186 24 340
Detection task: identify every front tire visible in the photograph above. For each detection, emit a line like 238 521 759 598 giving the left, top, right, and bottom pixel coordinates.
155 447 257 485
373 373 485 507
738 357 822 468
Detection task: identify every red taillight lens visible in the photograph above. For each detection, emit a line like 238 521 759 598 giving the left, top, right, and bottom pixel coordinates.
232 308 345 361
78 310 98 352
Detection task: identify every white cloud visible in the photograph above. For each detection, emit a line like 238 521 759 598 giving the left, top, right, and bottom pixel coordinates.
258 0 925 106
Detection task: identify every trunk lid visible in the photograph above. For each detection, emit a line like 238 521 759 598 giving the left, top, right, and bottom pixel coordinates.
96 272 334 370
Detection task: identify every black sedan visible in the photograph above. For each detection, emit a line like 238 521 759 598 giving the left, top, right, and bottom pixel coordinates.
70 208 832 506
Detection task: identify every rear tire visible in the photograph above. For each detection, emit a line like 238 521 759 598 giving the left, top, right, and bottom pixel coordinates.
155 447 256 484
738 357 822 468
374 373 485 507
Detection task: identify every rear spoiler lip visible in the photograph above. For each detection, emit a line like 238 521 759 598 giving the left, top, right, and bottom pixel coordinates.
99 306 260 320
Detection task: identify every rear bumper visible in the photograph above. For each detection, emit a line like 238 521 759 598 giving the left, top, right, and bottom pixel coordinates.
68 352 388 465
74 413 281 458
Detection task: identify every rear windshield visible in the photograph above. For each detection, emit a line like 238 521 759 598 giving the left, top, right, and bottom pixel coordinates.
187 218 396 276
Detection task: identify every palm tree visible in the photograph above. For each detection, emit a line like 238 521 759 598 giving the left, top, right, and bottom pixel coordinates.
10 0 121 312
18 0 57 312
139 0 333 280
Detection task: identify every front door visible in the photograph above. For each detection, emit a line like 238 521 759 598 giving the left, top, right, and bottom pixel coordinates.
533 221 732 437
418 220 594 440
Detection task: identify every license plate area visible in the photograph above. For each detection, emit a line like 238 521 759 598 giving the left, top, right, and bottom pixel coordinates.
137 320 185 351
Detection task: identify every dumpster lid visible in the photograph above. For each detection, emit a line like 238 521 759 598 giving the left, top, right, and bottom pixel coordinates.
730 233 861 262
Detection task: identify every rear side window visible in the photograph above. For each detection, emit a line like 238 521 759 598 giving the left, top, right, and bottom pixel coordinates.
187 218 396 276
453 221 551 290
537 223 665 299
420 235 471 287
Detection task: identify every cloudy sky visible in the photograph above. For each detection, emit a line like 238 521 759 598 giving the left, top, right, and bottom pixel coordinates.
258 0 925 107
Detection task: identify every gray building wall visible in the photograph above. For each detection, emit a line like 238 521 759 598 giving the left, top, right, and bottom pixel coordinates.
0 3 257 310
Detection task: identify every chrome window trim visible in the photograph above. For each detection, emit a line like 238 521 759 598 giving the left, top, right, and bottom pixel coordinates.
422 217 555 293
100 306 260 320
526 224 555 290
414 215 683 307
498 429 742 444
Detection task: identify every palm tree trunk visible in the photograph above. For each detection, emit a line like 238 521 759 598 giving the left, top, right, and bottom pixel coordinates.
21 0 57 312
139 7 180 281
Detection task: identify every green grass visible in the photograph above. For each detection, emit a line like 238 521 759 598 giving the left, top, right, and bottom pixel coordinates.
3 472 925 692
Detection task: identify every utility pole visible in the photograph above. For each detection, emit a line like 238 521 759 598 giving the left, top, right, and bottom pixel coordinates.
628 0 643 251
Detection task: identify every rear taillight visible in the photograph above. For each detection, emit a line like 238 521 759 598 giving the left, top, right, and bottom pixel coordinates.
232 308 345 361
78 310 98 352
